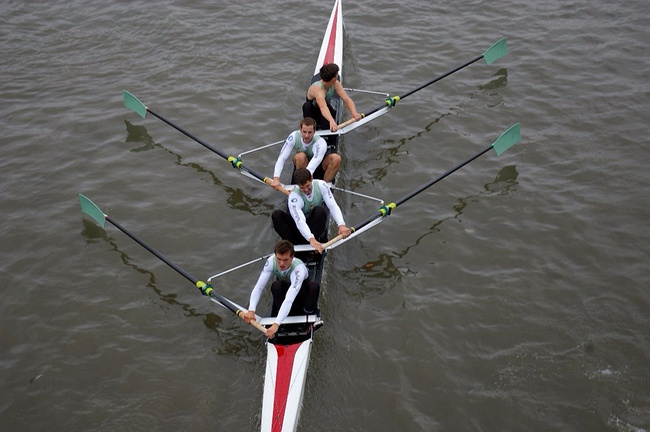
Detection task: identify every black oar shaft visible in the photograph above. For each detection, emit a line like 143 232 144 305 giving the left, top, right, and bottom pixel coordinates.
105 215 242 315
394 144 491 207
362 54 485 119
351 144 492 233
147 108 229 161
147 108 271 184
106 216 199 285
399 54 483 100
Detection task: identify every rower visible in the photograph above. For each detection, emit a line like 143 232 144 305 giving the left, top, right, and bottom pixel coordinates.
302 63 362 134
269 117 339 187
242 240 319 339
271 168 352 254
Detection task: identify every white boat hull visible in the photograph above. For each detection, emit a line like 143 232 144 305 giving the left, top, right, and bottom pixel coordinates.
261 339 313 432
260 1 342 430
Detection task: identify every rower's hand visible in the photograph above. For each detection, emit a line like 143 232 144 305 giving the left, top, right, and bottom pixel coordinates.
242 310 256 324
265 323 279 339
329 119 338 132
352 111 362 121
309 237 324 254
270 177 282 191
338 225 352 238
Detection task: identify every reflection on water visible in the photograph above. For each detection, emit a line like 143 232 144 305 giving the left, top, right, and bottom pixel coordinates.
484 164 519 194
344 164 520 299
124 120 274 216
80 220 200 314
81 218 262 358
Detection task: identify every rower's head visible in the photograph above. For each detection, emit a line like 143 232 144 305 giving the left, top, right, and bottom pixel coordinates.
294 168 313 195
299 117 317 142
274 239 295 270
320 63 339 84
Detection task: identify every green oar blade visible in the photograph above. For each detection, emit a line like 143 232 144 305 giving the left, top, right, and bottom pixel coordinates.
79 193 107 228
483 37 507 65
492 123 521 156
123 90 147 118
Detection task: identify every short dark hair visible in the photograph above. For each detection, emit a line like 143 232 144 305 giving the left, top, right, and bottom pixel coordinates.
300 117 317 129
274 239 295 256
293 168 313 186
319 63 339 82
293 168 312 185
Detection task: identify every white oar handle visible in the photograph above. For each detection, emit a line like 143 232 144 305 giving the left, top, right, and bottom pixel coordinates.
337 116 359 129
321 234 343 249
263 178 291 196
236 310 268 334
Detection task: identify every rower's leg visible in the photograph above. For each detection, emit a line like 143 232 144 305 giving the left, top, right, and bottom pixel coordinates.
322 153 341 183
271 281 290 316
288 281 320 316
302 281 320 314
272 210 307 245
306 206 328 242
302 101 334 134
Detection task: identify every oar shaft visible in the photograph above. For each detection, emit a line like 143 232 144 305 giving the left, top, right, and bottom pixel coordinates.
146 108 283 192
362 53 486 119
394 144 492 207
111 215 267 333
146 108 229 161
349 143 494 235
109 216 256 322
337 117 357 129
399 54 483 100
81 194 268 335
107 216 239 314
106 215 199 285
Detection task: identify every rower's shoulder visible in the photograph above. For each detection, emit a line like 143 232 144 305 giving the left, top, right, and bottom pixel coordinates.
307 81 325 94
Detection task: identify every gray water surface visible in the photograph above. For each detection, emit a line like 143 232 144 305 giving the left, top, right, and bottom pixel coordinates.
1 0 649 431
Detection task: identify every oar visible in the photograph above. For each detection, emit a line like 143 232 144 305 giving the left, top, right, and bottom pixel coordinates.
78 193 267 334
337 38 508 129
122 90 290 196
323 122 521 247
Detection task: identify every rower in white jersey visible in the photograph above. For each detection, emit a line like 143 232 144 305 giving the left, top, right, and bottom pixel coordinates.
242 240 319 339
271 168 352 254
269 117 341 187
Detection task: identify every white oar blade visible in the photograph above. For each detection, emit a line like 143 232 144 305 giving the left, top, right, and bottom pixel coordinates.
483 37 507 65
492 123 521 156
123 90 147 118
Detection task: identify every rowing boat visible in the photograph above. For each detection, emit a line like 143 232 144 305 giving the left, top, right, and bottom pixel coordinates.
87 2 519 430
254 1 344 430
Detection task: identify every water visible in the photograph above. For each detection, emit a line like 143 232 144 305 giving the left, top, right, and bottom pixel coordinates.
1 0 649 431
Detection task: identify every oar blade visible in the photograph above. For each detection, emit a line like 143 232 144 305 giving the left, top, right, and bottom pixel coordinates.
79 193 107 228
483 37 507 65
123 90 147 118
492 123 521 156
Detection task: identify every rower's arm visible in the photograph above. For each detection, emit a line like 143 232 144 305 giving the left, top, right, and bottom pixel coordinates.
310 85 337 127
306 138 327 174
334 81 360 119
288 194 314 241
273 135 295 178
321 182 345 227
248 258 273 312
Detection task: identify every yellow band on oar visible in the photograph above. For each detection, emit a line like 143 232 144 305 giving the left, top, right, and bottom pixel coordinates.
228 156 243 169
379 202 396 216
385 96 400 107
196 281 213 296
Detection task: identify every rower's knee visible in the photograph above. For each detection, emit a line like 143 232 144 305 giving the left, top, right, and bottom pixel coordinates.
294 152 309 167
324 153 341 170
